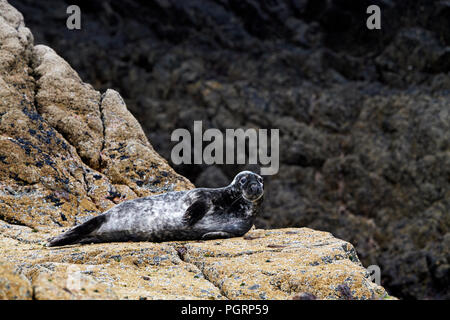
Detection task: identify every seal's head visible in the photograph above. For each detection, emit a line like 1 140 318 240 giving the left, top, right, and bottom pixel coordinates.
231 171 264 202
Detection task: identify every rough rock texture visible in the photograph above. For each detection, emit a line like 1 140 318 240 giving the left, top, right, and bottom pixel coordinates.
181 228 388 299
8 0 448 299
0 219 390 300
0 0 193 231
0 261 33 299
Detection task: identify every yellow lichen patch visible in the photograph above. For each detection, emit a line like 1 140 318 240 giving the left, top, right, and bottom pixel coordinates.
0 223 223 300
182 228 388 300
0 261 33 300
0 221 393 300
31 263 118 300
78 197 100 214
99 89 194 197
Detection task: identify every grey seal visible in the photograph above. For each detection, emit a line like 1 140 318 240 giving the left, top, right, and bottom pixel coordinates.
47 171 264 246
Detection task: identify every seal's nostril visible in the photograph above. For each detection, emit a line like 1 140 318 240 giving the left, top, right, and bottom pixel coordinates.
249 183 258 194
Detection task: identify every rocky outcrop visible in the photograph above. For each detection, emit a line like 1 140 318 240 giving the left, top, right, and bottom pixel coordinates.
0 1 394 300
0 0 193 230
0 220 390 300
10 0 448 299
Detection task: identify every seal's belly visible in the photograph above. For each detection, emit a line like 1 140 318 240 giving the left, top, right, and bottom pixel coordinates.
94 195 189 241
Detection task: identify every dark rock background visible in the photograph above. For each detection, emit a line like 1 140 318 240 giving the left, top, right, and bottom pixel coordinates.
8 0 450 299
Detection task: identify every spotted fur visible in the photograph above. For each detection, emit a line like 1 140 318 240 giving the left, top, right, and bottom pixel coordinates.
47 171 264 246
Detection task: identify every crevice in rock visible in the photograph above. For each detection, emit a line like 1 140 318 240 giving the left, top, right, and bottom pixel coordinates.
79 167 102 213
18 48 106 223
0 230 43 244
31 284 37 300
170 244 229 299
27 50 106 181
0 213 31 228
98 91 107 171
196 265 229 299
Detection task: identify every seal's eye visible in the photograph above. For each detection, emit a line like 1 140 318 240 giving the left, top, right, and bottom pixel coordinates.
240 177 247 184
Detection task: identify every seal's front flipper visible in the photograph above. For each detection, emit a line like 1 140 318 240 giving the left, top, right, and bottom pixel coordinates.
47 214 107 247
183 198 209 226
201 231 233 240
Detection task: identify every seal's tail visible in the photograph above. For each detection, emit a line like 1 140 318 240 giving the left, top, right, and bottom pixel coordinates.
47 214 107 247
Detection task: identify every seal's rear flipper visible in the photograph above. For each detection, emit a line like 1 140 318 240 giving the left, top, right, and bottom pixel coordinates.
183 198 209 226
47 214 107 247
